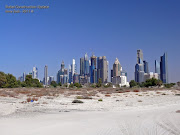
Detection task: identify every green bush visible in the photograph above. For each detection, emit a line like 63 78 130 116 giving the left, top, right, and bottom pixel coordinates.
98 99 103 102
72 100 83 103
51 81 57 88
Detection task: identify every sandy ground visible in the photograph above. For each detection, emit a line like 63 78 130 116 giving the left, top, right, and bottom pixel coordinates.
0 89 180 135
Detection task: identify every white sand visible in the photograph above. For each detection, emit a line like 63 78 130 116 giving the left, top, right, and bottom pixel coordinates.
0 90 180 135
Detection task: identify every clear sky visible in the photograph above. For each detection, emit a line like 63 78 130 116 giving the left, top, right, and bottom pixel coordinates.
1 0 180 82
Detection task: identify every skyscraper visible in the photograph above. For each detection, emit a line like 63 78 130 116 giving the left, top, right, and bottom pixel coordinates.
68 65 72 83
97 56 108 83
90 55 97 83
23 72 26 81
137 49 143 64
160 53 168 84
143 60 149 73
84 53 89 75
135 50 145 83
113 58 121 77
155 60 160 74
72 59 76 76
32 67 38 79
48 76 54 85
44 65 48 85
57 61 68 84
111 58 129 87
80 57 85 75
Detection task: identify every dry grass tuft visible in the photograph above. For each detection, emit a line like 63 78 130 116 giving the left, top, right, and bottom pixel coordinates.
176 110 180 113
105 94 111 97
27 97 32 102
133 90 139 92
138 100 142 102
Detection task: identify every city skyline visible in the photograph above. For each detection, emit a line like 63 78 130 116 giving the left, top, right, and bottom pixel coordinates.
1 1 180 83
15 50 170 84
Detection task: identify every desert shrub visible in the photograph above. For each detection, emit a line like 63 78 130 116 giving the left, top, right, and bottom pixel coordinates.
104 83 112 88
133 90 139 92
105 94 111 97
74 83 82 88
162 93 166 95
32 97 38 101
164 83 176 88
96 78 102 88
98 99 103 101
72 100 83 103
129 80 137 88
176 110 180 113
138 100 142 102
27 97 32 102
51 81 57 87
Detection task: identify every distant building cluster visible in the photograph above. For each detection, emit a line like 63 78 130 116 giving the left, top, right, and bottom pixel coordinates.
135 49 168 84
17 50 169 87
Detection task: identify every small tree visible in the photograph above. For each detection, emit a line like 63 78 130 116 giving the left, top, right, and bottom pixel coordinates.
74 83 82 88
58 82 62 86
96 78 102 88
129 80 137 88
177 82 180 87
51 81 57 88
5 74 18 88
25 75 33 87
0 72 7 88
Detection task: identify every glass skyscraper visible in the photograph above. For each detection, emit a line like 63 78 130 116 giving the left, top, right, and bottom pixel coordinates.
135 50 145 83
160 53 168 84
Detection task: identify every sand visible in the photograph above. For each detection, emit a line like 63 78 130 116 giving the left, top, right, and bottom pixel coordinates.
0 89 180 135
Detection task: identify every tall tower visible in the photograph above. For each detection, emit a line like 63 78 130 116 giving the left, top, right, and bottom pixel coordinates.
160 52 168 83
137 49 143 64
23 72 26 81
135 50 144 83
44 65 48 85
32 67 38 79
97 56 108 83
143 60 149 73
90 55 97 83
113 58 121 77
84 53 89 75
80 57 84 75
155 60 160 74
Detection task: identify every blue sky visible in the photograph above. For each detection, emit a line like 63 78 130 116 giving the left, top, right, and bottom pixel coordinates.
1 0 180 82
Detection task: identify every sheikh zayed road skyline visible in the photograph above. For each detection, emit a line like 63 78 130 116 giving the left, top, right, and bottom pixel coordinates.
16 49 169 86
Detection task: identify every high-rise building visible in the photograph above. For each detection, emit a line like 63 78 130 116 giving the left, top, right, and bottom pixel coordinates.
143 60 149 73
135 50 145 83
111 58 129 87
73 73 79 83
84 53 89 75
90 55 97 83
80 57 85 75
137 49 143 64
72 59 76 75
48 76 54 85
32 67 38 79
113 58 121 77
160 53 168 84
155 60 160 74
44 65 48 85
57 61 68 84
111 69 113 82
68 65 72 83
97 56 108 83
23 72 26 81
